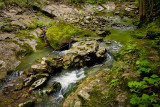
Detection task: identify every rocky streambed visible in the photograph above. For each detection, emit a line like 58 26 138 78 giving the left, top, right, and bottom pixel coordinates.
0 38 122 107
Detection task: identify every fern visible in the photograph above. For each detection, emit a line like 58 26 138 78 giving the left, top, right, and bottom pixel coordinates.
130 93 160 106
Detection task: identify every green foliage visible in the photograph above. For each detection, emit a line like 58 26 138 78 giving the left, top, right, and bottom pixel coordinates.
0 0 46 7
131 29 146 39
146 21 160 39
91 7 99 13
118 41 138 57
143 74 160 86
110 79 119 88
0 21 9 26
68 0 107 4
86 0 103 4
130 93 160 107
112 39 160 106
134 0 139 7
46 21 81 49
26 20 55 29
135 48 151 74
128 81 148 93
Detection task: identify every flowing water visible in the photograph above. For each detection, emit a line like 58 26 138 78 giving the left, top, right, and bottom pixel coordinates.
0 12 136 106
32 40 122 107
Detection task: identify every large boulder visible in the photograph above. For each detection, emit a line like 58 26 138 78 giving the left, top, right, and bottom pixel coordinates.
63 39 106 69
31 64 52 73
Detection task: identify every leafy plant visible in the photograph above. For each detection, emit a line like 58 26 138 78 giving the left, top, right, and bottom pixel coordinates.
128 81 148 93
110 79 120 88
130 93 160 107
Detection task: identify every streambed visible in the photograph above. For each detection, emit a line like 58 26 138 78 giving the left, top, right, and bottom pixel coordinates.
0 38 122 107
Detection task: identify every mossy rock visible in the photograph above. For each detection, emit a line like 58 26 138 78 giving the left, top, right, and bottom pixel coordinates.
46 21 81 50
16 43 34 58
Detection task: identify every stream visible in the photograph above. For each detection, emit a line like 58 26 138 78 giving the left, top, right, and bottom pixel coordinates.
0 11 136 106
0 39 122 107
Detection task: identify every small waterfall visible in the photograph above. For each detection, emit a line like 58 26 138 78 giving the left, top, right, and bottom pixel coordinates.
52 68 85 94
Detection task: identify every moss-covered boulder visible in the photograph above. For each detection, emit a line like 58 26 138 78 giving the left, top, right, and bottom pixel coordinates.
46 22 81 49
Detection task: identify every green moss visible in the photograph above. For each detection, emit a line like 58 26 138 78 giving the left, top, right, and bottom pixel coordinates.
46 21 82 49
35 38 45 50
16 30 35 40
16 43 34 58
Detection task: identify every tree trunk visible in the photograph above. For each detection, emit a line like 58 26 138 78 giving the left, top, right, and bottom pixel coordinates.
139 0 146 21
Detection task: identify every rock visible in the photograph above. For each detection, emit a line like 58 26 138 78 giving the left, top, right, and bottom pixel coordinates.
115 92 128 106
24 75 36 87
32 5 56 18
13 82 24 91
96 30 111 37
35 73 49 79
45 57 63 70
31 64 52 73
63 70 108 107
29 77 47 90
63 40 106 69
24 73 49 87
42 82 61 94
0 68 7 80
85 16 92 20
18 99 35 107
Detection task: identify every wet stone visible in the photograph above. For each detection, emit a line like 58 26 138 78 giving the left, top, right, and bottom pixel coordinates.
29 77 47 91
24 73 49 87
31 64 52 73
18 99 35 107
42 82 61 94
